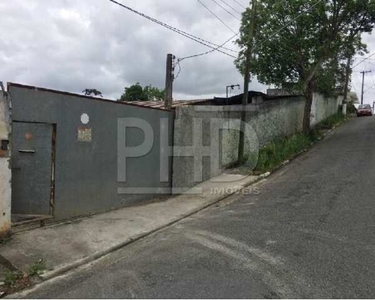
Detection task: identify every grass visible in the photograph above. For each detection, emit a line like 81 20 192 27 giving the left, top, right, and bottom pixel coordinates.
254 133 314 173
317 112 346 130
4 271 22 287
0 236 11 245
1 259 45 293
27 259 45 277
254 113 347 173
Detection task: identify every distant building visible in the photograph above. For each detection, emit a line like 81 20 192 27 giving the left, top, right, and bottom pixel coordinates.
347 92 359 104
266 89 301 97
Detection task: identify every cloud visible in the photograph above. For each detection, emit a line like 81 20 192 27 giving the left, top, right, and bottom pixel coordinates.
0 0 254 100
0 0 373 103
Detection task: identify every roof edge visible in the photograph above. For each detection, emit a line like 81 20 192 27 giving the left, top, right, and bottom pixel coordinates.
7 82 173 112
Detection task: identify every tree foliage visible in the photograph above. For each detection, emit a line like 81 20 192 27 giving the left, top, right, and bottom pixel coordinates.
119 83 165 101
236 0 375 131
83 89 103 97
144 85 165 101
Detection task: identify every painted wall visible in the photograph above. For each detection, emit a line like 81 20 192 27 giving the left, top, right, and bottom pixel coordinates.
0 91 11 237
173 94 339 190
10 84 174 219
311 93 342 126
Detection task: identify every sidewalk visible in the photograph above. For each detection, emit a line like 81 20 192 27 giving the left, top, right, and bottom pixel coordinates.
0 173 259 285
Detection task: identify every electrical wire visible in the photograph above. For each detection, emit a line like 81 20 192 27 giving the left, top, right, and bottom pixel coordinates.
216 0 243 15
364 82 375 93
231 0 247 10
351 80 359 97
178 32 239 62
354 56 375 61
210 0 242 20
174 60 182 80
364 68 375 92
197 0 237 34
181 0 319 64
352 52 375 69
108 0 238 56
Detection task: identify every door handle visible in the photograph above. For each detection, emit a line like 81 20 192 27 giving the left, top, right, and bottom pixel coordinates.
19 150 35 154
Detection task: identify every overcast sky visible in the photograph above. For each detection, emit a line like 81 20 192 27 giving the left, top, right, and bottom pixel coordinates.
0 0 375 104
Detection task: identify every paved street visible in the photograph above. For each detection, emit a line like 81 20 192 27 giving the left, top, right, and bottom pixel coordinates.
23 117 375 298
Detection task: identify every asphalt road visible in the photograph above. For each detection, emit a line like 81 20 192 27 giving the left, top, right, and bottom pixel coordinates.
24 116 375 298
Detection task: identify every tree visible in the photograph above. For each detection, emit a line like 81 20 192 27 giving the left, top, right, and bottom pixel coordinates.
144 85 165 101
119 83 147 101
236 0 375 132
341 33 368 103
119 83 165 101
315 34 367 98
83 89 103 97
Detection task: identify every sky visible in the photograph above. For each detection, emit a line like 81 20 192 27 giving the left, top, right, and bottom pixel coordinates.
352 33 375 106
0 0 375 104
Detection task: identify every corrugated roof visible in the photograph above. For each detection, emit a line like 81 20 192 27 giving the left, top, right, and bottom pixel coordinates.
121 99 212 109
8 82 206 112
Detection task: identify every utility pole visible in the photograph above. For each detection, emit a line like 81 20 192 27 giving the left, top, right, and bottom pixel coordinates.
164 53 175 109
360 70 371 105
238 0 256 164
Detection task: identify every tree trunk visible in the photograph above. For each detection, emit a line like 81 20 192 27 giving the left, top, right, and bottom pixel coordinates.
343 55 352 104
303 80 314 133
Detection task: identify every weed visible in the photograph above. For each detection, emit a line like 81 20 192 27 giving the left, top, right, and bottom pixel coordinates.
254 113 346 173
255 133 311 172
0 236 11 245
27 259 45 277
318 112 346 129
4 271 21 287
347 102 357 114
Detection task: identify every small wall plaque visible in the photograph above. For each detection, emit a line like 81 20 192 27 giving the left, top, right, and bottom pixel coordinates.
77 127 92 142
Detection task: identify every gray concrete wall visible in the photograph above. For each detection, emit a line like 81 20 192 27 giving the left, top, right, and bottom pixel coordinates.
173 94 339 190
9 84 174 219
311 93 341 126
0 91 11 237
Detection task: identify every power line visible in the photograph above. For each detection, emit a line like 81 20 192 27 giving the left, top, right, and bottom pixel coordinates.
354 56 375 61
181 0 320 62
216 0 243 15
175 33 239 80
179 32 239 62
365 69 375 92
364 81 375 93
353 52 375 69
210 0 242 20
174 60 182 80
108 0 238 56
230 0 247 10
197 0 237 34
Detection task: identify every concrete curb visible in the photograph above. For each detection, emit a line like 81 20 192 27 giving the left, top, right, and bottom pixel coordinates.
7 116 352 300
10 119 350 297
40 118 349 282
6 176 256 298
37 176 260 282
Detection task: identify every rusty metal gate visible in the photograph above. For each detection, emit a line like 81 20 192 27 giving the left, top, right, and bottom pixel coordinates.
11 122 55 216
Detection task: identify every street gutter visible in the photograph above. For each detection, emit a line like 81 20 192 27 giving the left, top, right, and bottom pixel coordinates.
6 117 350 298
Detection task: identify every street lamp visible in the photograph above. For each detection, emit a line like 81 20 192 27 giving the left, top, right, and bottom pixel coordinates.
226 84 241 106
